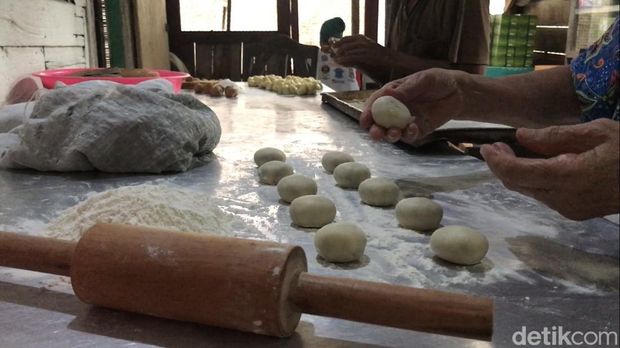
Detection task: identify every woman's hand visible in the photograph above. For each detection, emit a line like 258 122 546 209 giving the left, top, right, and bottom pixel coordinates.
360 68 471 143
332 35 393 71
481 118 620 220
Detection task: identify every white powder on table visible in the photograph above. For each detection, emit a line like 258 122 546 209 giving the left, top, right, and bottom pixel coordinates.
46 184 234 240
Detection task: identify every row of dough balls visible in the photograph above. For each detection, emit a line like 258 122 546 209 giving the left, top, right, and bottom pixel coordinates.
255 148 364 263
254 148 489 266
323 152 489 265
247 75 323 96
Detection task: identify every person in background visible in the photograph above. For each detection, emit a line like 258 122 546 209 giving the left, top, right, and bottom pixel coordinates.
359 18 619 221
317 17 360 91
332 0 491 85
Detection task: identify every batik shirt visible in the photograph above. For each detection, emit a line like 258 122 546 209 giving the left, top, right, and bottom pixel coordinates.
570 17 619 122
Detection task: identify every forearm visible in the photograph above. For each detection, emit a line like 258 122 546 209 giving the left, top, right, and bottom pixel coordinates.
458 66 582 127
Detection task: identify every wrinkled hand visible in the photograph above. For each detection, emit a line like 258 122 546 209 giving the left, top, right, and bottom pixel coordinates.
480 118 620 220
332 35 392 70
360 68 470 143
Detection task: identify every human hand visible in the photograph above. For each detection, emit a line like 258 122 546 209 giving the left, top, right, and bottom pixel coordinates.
332 35 392 70
360 68 471 143
480 118 620 220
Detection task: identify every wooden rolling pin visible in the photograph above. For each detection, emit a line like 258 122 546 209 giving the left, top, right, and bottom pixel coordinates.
0 224 493 340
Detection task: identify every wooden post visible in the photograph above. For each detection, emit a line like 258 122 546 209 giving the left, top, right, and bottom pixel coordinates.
277 0 292 37
352 0 360 35
364 0 379 41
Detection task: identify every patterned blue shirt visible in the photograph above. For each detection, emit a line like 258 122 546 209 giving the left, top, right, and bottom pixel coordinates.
570 17 619 122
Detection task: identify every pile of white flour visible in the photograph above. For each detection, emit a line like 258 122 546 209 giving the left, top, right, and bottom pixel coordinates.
46 184 234 240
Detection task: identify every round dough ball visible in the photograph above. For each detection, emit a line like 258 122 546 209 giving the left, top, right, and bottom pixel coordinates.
371 96 412 129
289 195 336 228
254 147 286 166
333 162 371 189
321 151 354 174
277 174 318 203
315 222 367 263
430 226 489 265
395 197 443 231
358 177 400 206
257 160 294 185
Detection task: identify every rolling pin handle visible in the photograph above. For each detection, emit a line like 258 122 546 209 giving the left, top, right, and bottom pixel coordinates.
291 272 494 341
0 231 75 276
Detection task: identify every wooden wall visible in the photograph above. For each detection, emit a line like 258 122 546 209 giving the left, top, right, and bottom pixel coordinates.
0 0 94 102
133 0 170 69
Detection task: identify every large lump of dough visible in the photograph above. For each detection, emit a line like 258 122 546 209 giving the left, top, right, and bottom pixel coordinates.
0 83 221 173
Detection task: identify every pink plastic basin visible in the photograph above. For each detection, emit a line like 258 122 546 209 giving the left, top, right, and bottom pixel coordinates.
33 68 190 92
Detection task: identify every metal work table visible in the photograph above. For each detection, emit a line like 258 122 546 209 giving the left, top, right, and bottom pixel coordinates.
0 86 618 347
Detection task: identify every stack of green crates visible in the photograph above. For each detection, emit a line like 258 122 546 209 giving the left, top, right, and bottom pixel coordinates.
490 15 537 67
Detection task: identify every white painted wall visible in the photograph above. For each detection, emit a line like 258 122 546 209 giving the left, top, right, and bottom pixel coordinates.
0 0 92 102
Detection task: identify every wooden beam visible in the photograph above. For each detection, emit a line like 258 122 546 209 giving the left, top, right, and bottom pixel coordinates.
171 31 286 44
364 0 378 40
165 0 181 34
85 0 100 67
277 0 291 37
120 0 136 68
133 0 170 69
291 0 299 41
226 0 232 31
352 0 360 35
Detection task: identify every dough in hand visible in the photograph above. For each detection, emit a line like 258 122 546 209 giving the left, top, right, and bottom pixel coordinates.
277 174 318 203
358 177 400 206
395 197 443 231
314 222 367 263
321 151 354 174
289 195 336 228
258 160 294 185
254 147 286 166
333 162 371 189
430 226 489 265
371 96 412 129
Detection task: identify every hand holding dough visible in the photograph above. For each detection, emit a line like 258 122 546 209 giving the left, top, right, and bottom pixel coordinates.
371 96 412 129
